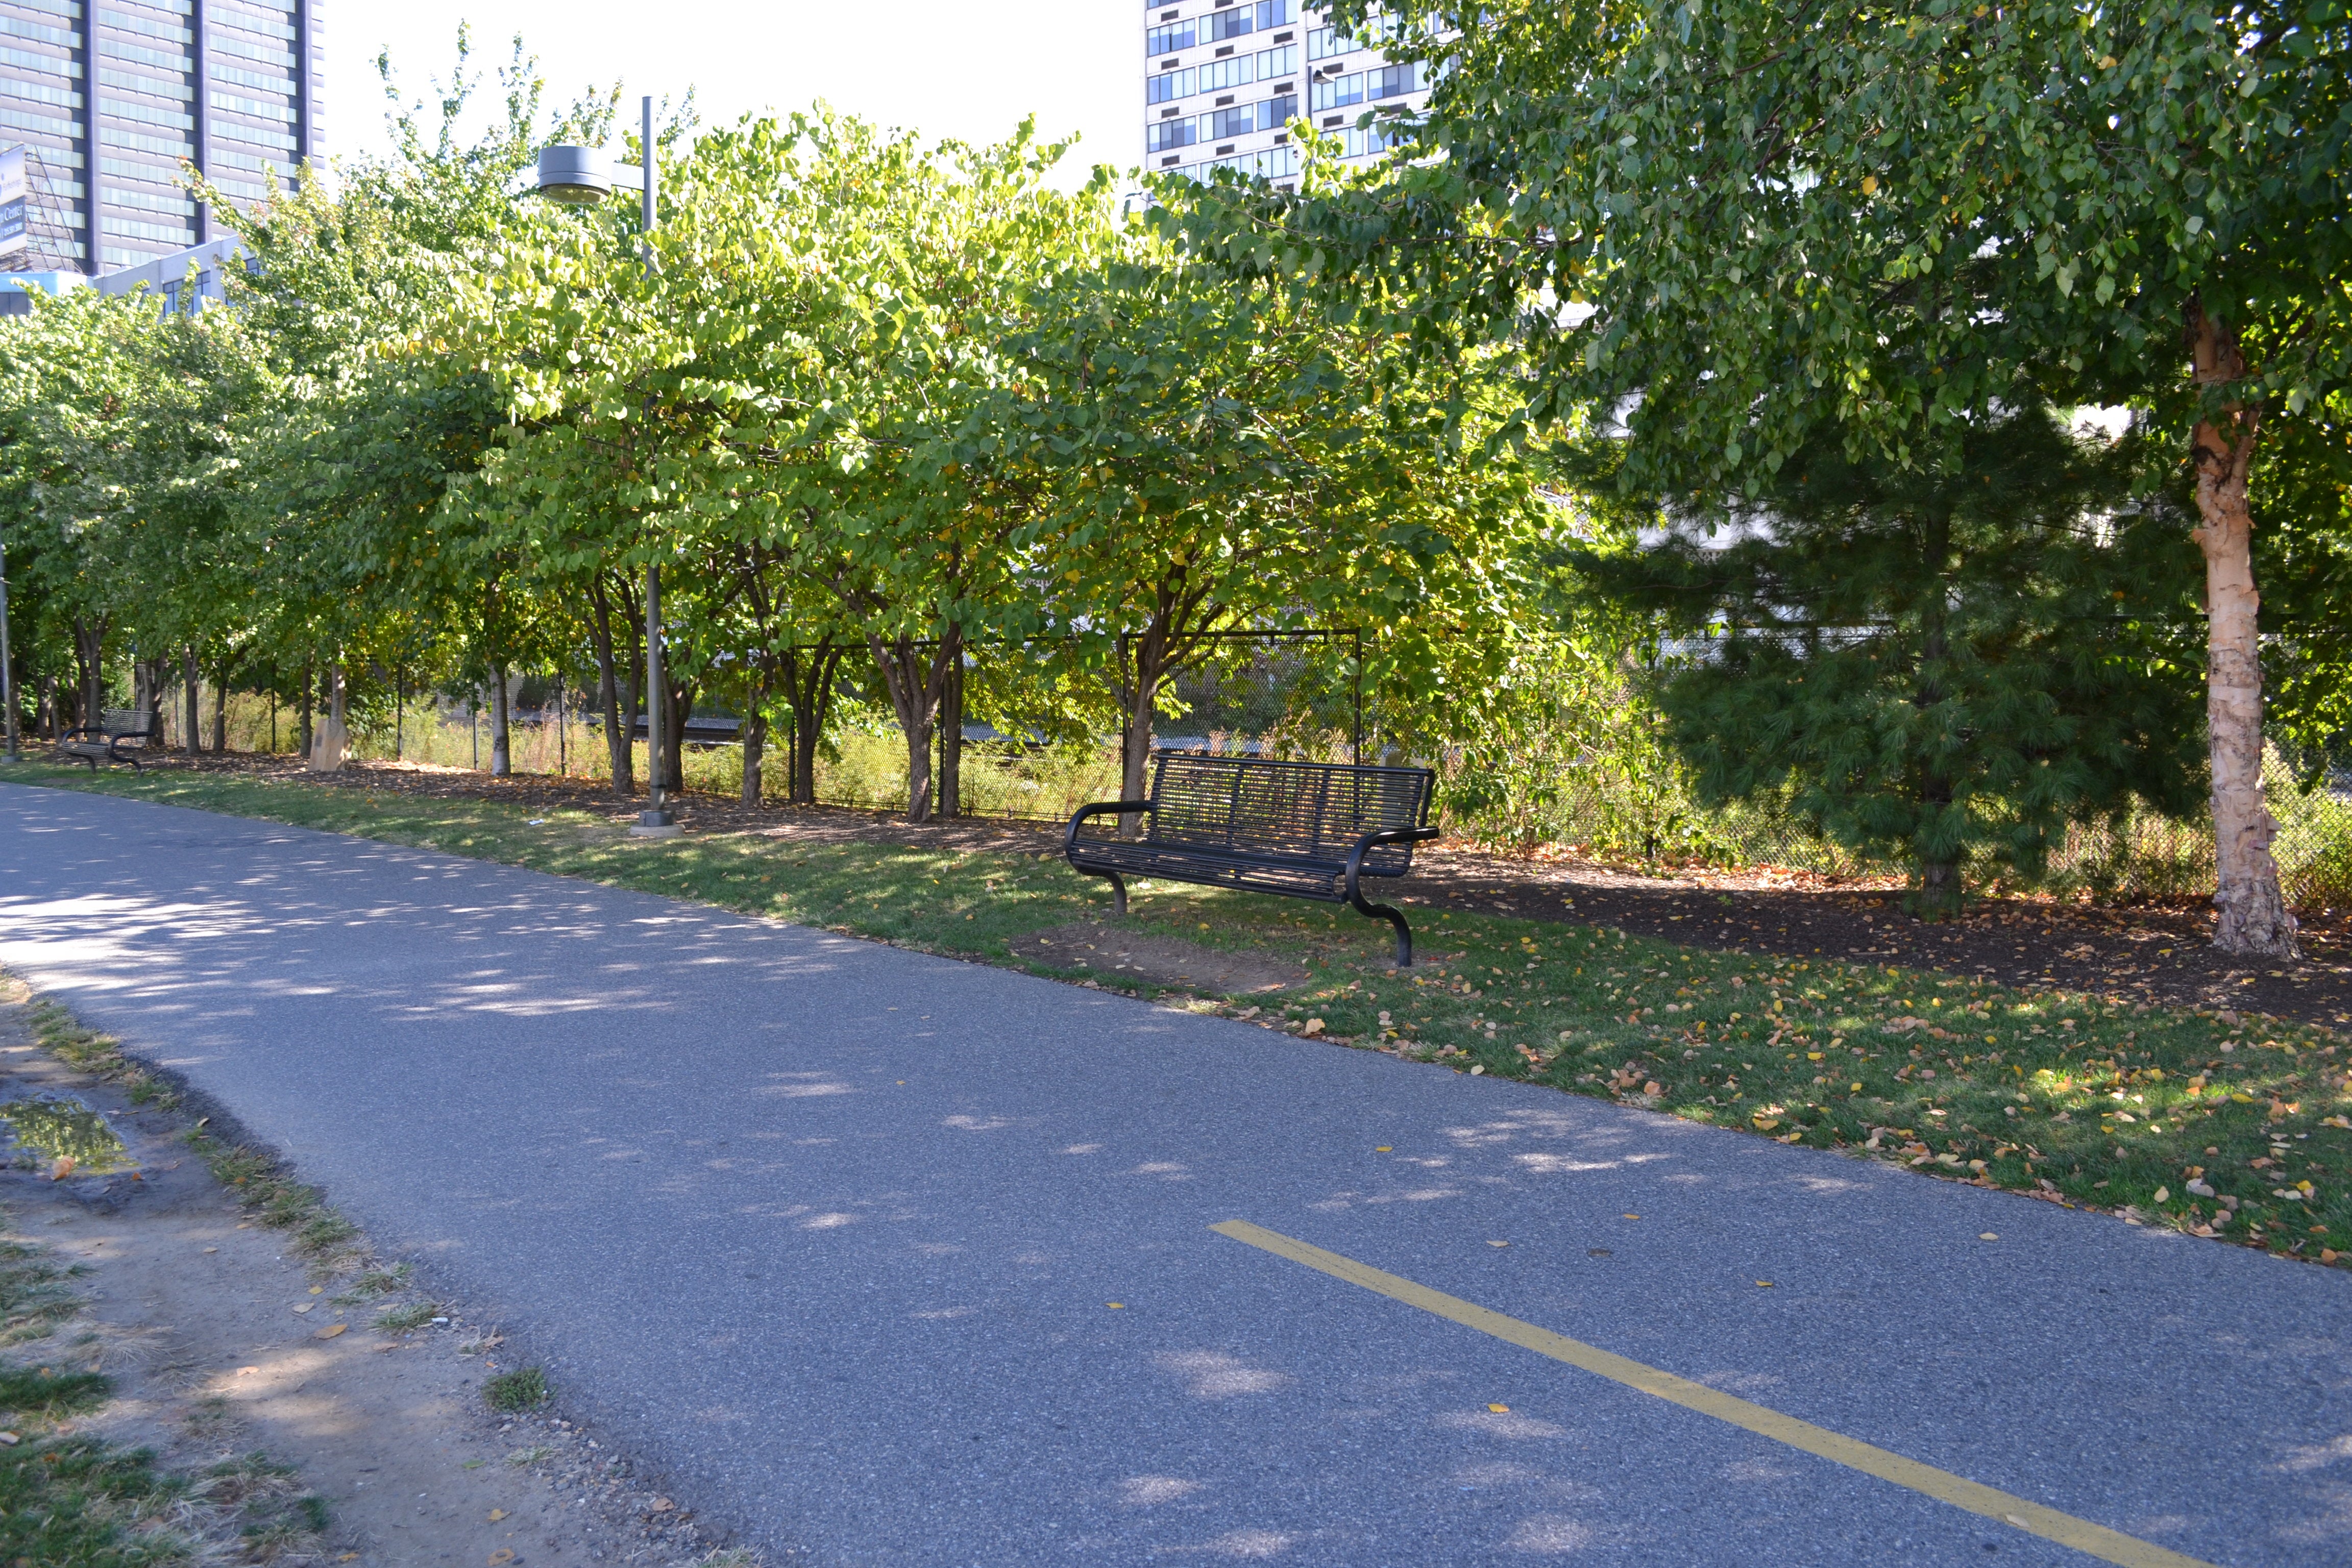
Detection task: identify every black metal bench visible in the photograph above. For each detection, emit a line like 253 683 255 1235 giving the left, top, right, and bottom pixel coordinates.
1065 754 1439 966
58 709 158 772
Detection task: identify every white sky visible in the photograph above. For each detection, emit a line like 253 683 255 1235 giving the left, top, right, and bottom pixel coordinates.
326 1 1141 188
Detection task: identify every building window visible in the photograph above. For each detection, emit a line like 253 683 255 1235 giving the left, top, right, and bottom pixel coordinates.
1146 117 1198 153
1310 62 1416 111
1148 67 1196 103
1145 18 1197 55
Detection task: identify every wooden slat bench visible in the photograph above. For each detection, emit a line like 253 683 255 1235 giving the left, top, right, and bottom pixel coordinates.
1064 754 1439 966
58 709 158 772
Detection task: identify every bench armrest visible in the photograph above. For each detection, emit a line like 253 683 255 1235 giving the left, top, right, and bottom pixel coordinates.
1065 798 1156 852
1342 825 1440 885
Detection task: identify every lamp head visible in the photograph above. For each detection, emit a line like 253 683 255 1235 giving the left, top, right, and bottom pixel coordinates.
534 145 613 205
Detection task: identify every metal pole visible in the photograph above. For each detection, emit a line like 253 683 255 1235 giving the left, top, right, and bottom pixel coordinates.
1352 628 1363 767
640 94 656 274
0 536 18 762
630 95 677 838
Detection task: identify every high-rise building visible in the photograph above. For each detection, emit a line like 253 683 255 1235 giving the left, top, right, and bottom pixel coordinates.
1142 1 1428 189
0 0 325 276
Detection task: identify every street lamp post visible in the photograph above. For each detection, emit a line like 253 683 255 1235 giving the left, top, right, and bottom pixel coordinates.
535 97 681 838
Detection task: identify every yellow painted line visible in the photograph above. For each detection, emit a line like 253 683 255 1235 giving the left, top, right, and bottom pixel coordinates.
1210 1220 2216 1568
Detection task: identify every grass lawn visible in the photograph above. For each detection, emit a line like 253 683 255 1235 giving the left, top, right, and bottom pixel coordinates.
8 760 2349 1269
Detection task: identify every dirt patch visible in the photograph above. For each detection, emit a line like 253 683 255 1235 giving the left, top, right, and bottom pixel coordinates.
1007 922 1306 995
0 987 749 1567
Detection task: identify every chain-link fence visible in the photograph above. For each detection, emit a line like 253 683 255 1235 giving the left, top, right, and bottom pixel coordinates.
1465 750 2352 914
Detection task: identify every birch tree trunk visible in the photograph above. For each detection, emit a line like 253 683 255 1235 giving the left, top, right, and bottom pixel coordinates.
2187 304 2298 959
309 664 347 773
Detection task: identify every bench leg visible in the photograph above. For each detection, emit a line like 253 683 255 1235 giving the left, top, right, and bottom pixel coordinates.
1088 870 1128 919
1348 889 1414 968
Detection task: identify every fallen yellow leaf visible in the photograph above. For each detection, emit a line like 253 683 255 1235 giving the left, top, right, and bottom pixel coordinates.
1106 1302 1125 1309
1755 1280 1775 1288
314 1324 347 1339
1487 1403 1510 1413
487 1509 506 1522
1374 1146 1391 1152
488 1553 515 1567
1979 1233 1999 1241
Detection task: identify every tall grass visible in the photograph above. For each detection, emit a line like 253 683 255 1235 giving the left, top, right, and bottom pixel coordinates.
134 690 2352 911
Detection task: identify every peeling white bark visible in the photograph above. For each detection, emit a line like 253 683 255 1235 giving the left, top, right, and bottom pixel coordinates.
309 663 347 774
2187 305 2298 959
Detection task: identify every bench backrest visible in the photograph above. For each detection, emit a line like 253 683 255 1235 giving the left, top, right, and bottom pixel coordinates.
102 709 156 741
1148 754 1434 873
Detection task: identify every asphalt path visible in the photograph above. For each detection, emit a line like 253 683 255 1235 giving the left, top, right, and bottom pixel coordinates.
1 783 2345 1567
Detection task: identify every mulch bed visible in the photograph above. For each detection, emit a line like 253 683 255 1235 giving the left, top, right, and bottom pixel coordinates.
147 755 2352 1034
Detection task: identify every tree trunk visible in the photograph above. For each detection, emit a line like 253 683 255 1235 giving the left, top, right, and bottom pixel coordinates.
70 621 102 728
937 657 964 818
1115 628 1176 834
868 631 959 823
741 707 767 804
587 575 638 796
309 664 347 772
211 658 229 752
783 642 844 805
2187 303 2298 959
489 666 512 777
295 664 313 759
182 646 200 757
659 674 694 795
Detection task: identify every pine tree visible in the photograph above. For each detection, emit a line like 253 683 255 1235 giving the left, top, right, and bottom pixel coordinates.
1582 405 2207 917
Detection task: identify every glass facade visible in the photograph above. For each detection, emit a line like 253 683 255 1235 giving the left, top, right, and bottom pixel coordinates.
1309 61 1416 111
1145 2 1426 190
0 0 323 274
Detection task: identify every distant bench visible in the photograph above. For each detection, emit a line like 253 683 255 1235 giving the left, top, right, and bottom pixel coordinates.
1064 754 1439 967
59 709 158 772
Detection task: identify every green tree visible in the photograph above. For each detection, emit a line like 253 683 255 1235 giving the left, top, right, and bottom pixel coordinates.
205 28 616 770
1583 405 2206 913
1165 0 2350 955
1001 246 1549 807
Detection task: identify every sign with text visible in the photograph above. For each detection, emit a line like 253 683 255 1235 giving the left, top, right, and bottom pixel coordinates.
0 147 26 258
